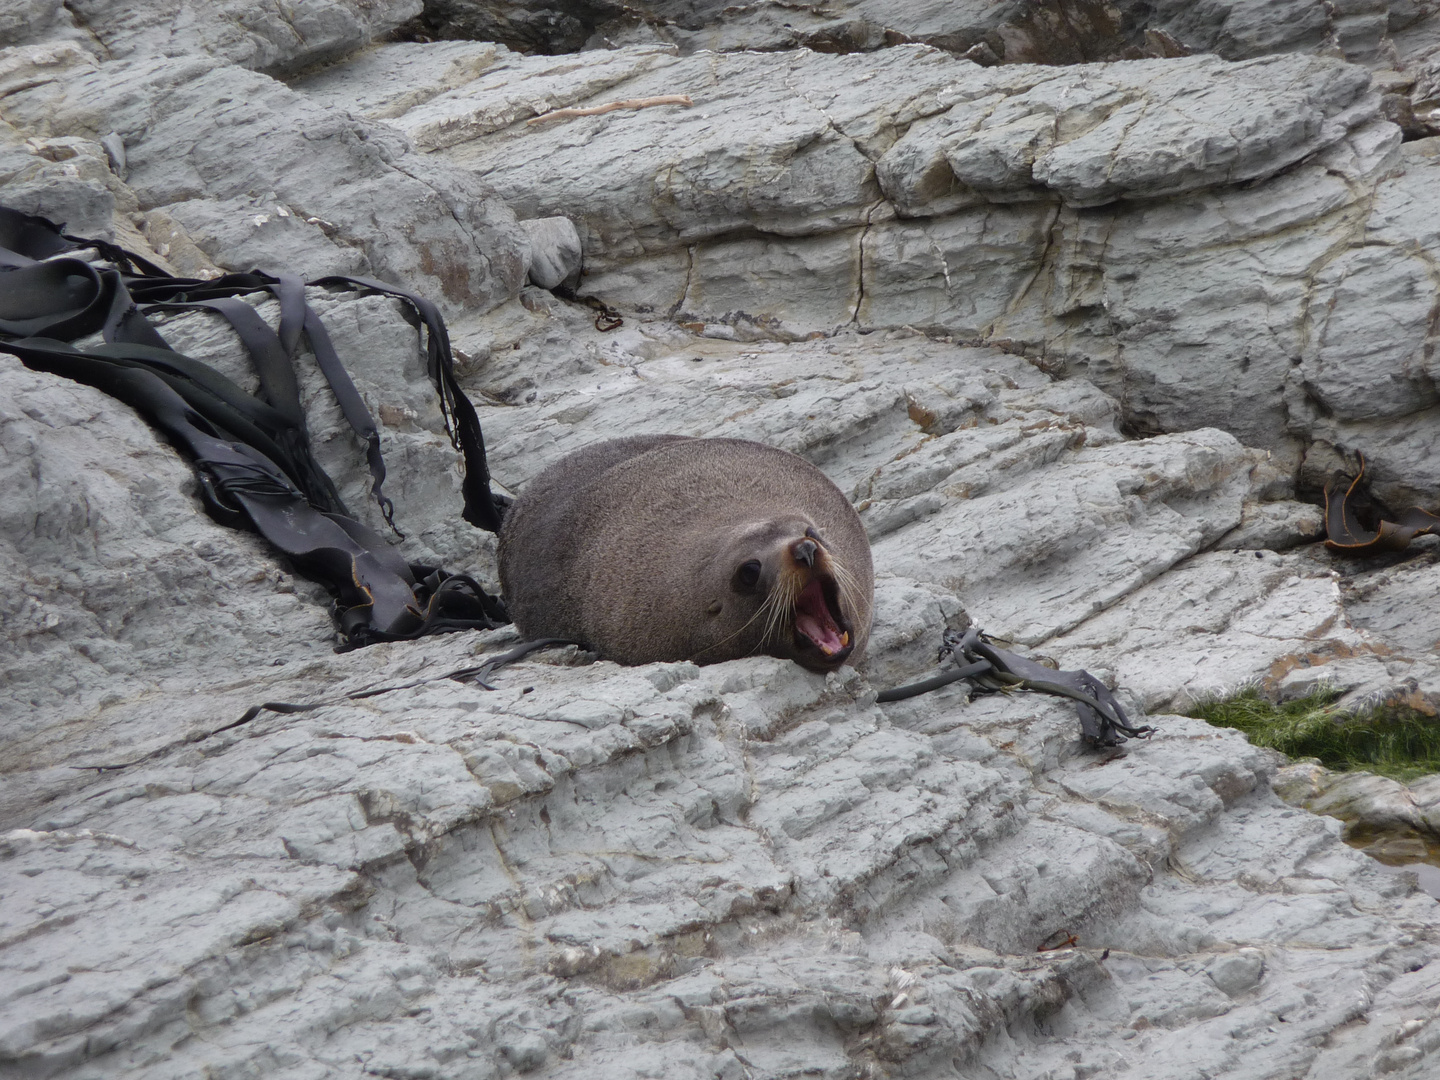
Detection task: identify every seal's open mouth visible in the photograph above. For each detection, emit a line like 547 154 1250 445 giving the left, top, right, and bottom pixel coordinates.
793 575 852 662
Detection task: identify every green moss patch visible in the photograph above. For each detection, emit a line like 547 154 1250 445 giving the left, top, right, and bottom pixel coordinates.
1185 687 1440 783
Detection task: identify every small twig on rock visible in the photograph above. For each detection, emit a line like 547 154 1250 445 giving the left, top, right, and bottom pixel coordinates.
1037 929 1079 952
527 95 694 126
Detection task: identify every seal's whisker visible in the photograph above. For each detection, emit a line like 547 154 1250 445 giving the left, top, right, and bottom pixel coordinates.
828 556 862 619
503 436 871 673
756 574 791 651
691 593 775 661
763 571 799 647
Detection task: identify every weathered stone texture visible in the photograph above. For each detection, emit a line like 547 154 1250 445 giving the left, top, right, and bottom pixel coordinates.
332 39 1440 507
1 44 529 315
1 0 422 73
5 1 1440 1077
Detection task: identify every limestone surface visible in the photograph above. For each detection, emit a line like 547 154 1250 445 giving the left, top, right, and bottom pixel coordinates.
0 43 528 314
414 0 1414 69
322 38 1440 507
0 0 422 74
4 1 1440 1078
5 286 1440 1077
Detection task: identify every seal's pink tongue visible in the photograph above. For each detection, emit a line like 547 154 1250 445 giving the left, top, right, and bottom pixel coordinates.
795 578 845 655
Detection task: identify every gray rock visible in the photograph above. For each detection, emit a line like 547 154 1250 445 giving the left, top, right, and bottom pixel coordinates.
521 215 582 288
1291 135 1440 510
8 0 422 73
281 36 1440 513
1217 499 1326 550
0 0 89 51
134 206 222 277
871 426 1252 644
1150 0 1392 64
0 123 136 241
290 41 679 151
1 45 529 314
1274 760 1440 868
1274 652 1401 701
287 38 506 120
9 3 1440 1078
579 0 1413 69
1307 767 1437 835
8 243 1440 1080
0 167 114 240
1345 553 1440 659
347 40 1440 504
161 194 370 278
1040 549 1356 712
0 353 338 786
1206 948 1266 996
424 47 1372 252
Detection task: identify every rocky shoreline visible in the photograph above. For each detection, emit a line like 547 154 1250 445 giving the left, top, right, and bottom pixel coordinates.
5 2 1440 1077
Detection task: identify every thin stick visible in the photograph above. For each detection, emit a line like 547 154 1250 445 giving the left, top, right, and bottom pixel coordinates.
527 95 694 126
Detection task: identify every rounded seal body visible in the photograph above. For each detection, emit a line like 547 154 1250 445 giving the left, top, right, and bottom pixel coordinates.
497 435 873 671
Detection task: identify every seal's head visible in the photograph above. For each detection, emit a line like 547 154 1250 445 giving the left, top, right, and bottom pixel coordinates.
697 515 865 672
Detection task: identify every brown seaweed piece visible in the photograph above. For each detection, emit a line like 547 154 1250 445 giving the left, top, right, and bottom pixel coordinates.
1324 454 1440 556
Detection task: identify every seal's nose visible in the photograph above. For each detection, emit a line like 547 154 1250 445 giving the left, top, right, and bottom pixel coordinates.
792 537 818 567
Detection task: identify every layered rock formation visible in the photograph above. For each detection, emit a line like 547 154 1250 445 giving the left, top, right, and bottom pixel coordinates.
4 1 1440 1078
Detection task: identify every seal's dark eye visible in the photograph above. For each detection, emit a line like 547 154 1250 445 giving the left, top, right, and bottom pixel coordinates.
732 560 762 593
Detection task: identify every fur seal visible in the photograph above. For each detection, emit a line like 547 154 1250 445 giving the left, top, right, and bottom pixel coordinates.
497 435 873 672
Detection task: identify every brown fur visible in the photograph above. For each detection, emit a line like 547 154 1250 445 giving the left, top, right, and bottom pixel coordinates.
497 435 874 671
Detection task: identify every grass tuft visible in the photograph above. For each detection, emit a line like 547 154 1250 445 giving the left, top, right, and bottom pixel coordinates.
1185 686 1440 783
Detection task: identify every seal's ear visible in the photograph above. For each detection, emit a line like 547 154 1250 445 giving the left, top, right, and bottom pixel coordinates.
732 559 762 593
